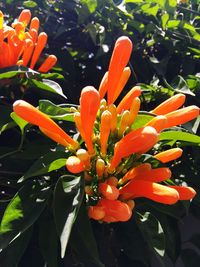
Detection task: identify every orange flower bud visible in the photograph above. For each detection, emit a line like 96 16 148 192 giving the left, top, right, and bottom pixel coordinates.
96 158 105 178
74 112 85 141
107 104 118 133
80 86 100 154
117 86 142 114
113 67 131 103
145 115 167 132
30 17 40 32
13 100 78 149
154 148 183 163
109 126 158 171
22 39 34 66
76 149 90 169
66 156 85 174
128 97 140 126
151 94 186 115
30 32 48 69
88 206 105 220
107 36 133 105
18 9 31 26
100 110 112 156
38 55 57 73
120 180 180 204
118 110 130 137
165 105 199 128
39 127 69 147
99 182 119 200
99 71 108 99
168 186 196 200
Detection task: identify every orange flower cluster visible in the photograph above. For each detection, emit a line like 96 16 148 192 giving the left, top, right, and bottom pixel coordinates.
13 36 199 223
0 9 57 72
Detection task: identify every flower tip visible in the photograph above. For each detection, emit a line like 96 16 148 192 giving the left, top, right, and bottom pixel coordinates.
66 156 85 174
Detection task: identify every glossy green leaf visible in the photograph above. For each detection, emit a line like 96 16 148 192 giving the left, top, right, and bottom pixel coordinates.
0 181 50 251
70 203 104 267
160 131 200 145
19 151 68 182
0 228 32 267
29 79 67 99
0 66 35 79
10 112 28 133
135 212 165 257
54 175 84 258
131 113 155 130
39 100 74 122
0 106 14 133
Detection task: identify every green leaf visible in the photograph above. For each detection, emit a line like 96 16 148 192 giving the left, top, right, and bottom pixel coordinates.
19 151 68 182
80 0 98 13
0 228 32 267
54 175 84 258
131 113 155 130
0 181 50 251
161 13 169 29
10 112 28 134
0 66 35 79
172 75 195 96
29 79 67 99
23 1 38 8
135 212 165 257
39 100 74 122
70 203 104 267
39 214 58 267
160 131 200 145
0 105 14 134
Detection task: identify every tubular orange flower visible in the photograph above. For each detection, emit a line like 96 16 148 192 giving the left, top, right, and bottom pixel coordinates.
30 32 47 69
109 126 158 171
168 186 196 200
17 9 31 25
107 104 118 133
80 86 100 155
116 86 142 114
98 71 108 99
100 110 112 156
154 148 183 163
128 97 140 126
96 158 105 178
119 180 180 204
76 149 90 169
151 93 186 115
39 127 70 147
118 110 130 137
29 17 40 32
145 115 167 132
107 36 133 105
38 55 57 73
13 100 78 149
133 167 172 183
165 105 199 128
88 206 105 220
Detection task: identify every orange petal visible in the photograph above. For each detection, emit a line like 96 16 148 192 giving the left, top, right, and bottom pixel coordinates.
80 86 100 154
116 86 142 114
66 156 85 173
134 167 172 182
113 67 131 103
120 180 179 204
107 36 133 105
154 148 183 163
13 100 78 148
165 105 199 128
39 127 69 147
168 186 196 200
88 206 105 220
151 94 186 115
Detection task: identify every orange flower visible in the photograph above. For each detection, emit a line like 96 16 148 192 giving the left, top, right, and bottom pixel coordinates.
154 148 183 163
145 115 167 132
0 9 57 72
13 100 78 149
109 126 158 171
66 156 85 173
79 86 100 155
165 105 199 128
151 94 186 115
119 180 180 204
168 186 196 200
98 182 119 200
106 36 133 105
100 110 112 156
